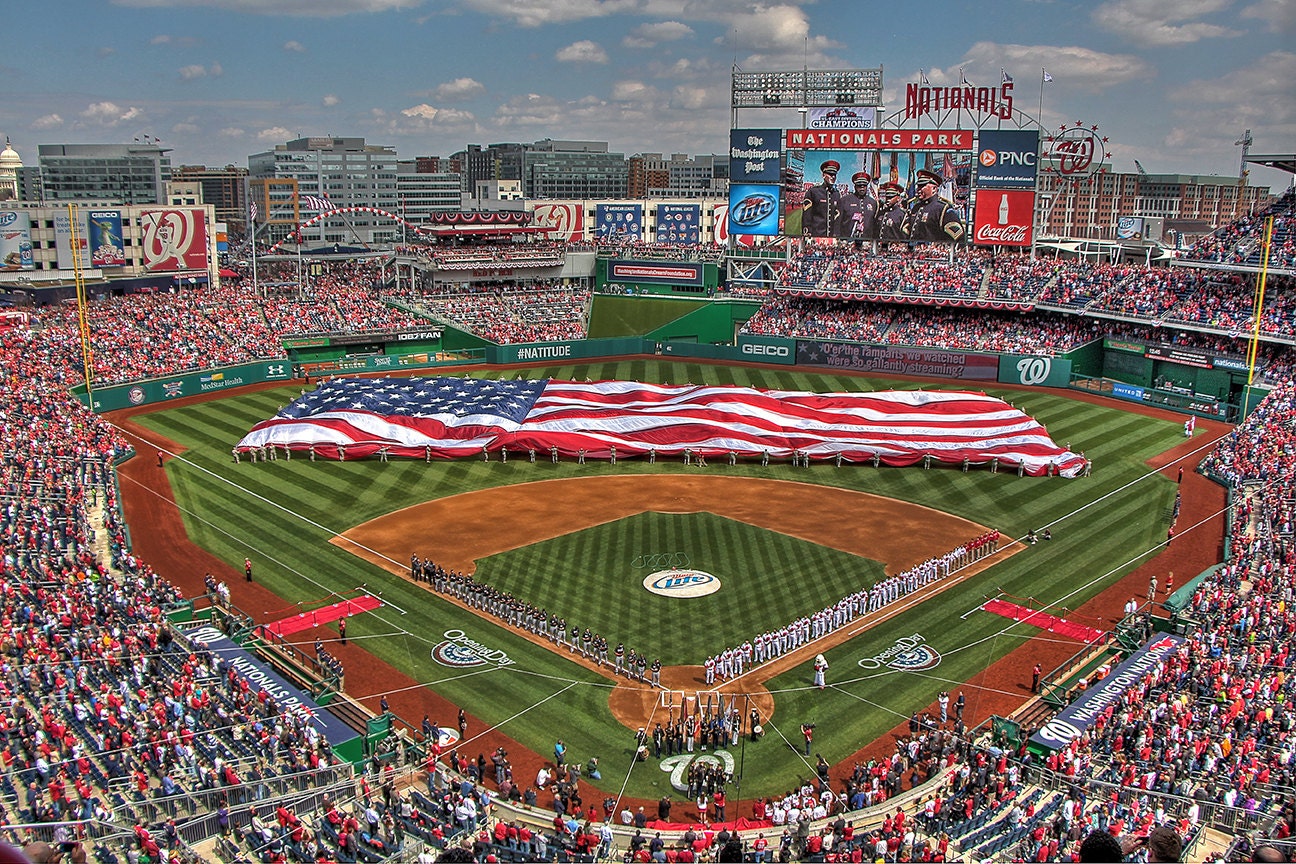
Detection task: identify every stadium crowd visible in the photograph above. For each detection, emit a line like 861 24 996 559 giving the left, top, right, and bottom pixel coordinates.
3 199 1296 862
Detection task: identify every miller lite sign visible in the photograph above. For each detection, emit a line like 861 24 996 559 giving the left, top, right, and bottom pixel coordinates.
973 190 1035 247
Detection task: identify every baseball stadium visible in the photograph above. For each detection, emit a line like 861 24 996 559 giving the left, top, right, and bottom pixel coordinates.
2 76 1295 864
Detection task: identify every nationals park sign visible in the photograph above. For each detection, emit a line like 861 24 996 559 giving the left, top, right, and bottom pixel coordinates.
786 129 974 150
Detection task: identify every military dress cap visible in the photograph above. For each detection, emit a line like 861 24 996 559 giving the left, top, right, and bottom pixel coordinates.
879 181 905 196
915 168 942 186
819 160 840 174
851 171 872 185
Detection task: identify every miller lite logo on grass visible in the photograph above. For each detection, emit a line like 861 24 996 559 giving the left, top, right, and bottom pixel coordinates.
644 569 722 598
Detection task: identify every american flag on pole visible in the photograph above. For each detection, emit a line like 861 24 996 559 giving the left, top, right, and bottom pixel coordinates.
300 194 336 211
236 377 1086 476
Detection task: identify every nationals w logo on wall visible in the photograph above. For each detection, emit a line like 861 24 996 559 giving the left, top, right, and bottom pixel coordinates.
140 209 210 272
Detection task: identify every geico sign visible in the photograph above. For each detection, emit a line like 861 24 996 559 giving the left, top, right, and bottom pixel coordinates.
741 343 790 357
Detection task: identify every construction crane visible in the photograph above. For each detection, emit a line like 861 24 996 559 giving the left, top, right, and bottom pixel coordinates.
1133 159 1149 178
1234 129 1253 181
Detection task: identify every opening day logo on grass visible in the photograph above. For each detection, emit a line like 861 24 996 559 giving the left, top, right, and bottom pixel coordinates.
431 629 515 668
856 633 942 671
643 569 722 598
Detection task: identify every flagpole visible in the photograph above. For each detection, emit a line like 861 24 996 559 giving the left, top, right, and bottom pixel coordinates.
1037 68 1046 131
250 202 260 299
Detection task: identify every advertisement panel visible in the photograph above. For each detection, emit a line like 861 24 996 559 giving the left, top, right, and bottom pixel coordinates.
712 202 757 249
1030 634 1185 751
796 340 999 380
595 203 644 241
998 354 1071 388
0 210 34 271
729 128 782 184
1116 216 1147 240
806 107 877 130
609 260 703 287
529 202 585 242
140 209 209 272
1145 343 1212 369
87 210 127 268
53 210 90 270
975 130 1040 189
973 190 1035 247
727 184 781 237
736 335 795 365
656 204 701 244
785 149 969 242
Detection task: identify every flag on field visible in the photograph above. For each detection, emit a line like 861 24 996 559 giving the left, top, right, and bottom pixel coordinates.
235 376 1087 476
301 194 336 211
1043 69 1054 83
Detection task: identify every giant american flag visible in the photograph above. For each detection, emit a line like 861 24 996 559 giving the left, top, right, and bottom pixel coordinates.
236 376 1085 476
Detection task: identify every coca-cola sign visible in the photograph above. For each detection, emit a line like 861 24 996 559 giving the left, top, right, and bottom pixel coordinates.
973 190 1035 247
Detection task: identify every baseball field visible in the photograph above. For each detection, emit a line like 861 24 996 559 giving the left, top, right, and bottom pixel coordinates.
123 358 1192 801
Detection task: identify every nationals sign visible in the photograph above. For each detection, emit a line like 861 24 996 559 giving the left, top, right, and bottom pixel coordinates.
140 209 209 272
973 190 1035 247
529 203 585 242
786 129 973 150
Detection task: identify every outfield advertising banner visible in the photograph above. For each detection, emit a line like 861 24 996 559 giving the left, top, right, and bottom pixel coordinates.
86 360 295 412
595 204 644 241
656 204 701 245
729 129 782 184
0 210 34 271
492 337 646 366
973 190 1035 247
975 130 1040 189
998 354 1071 388
53 210 89 270
797 340 999 379
608 259 704 287
736 335 795 365
1030 634 1185 751
727 184 781 236
140 208 209 272
88 210 127 267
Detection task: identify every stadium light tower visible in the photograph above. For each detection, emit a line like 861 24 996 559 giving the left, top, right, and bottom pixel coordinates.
1234 129 1252 181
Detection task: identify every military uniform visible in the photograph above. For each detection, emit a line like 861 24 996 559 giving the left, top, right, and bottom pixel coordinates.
801 160 843 238
907 168 965 243
837 171 879 239
877 182 910 243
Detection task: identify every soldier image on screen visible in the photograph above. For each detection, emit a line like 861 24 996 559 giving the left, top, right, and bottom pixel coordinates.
801 160 842 238
877 182 910 244
838 171 879 240
907 168 965 243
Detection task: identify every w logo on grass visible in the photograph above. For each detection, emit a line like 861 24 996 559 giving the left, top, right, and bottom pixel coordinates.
432 642 487 667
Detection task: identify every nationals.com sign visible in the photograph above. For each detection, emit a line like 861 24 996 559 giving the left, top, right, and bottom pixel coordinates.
973 190 1036 247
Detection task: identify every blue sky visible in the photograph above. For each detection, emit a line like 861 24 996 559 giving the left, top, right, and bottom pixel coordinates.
3 0 1292 191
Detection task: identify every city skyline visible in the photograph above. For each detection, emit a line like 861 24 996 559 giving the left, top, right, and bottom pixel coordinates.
2 0 1291 190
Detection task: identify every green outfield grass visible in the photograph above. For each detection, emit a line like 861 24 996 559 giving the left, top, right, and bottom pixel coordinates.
132 359 1182 797
586 295 706 337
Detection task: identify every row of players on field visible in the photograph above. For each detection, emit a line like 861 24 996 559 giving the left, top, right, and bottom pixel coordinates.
703 530 999 683
410 529 999 685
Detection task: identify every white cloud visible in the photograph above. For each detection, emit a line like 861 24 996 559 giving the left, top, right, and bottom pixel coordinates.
611 80 657 101
283 40 306 52
622 20 693 48
1092 0 1242 45
31 114 63 130
459 0 640 27
323 94 341 107
112 0 423 18
218 127 246 137
556 40 609 63
399 104 476 123
1241 0 1296 32
959 42 1152 91
81 102 144 126
179 63 222 80
172 122 200 134
151 34 172 45
256 126 294 142
435 77 485 100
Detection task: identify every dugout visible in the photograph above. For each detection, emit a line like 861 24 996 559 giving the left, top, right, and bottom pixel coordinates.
1090 337 1256 421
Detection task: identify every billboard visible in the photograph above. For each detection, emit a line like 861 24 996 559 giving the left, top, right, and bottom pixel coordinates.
88 210 127 268
712 202 758 248
53 210 89 270
727 184 781 237
729 128 782 184
806 107 877 130
595 203 644 241
797 340 999 379
656 204 700 245
973 190 1035 247
785 149 970 242
608 260 704 287
1116 216 1146 240
0 211 34 271
140 209 209 272
975 130 1040 189
786 129 974 151
530 202 585 242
